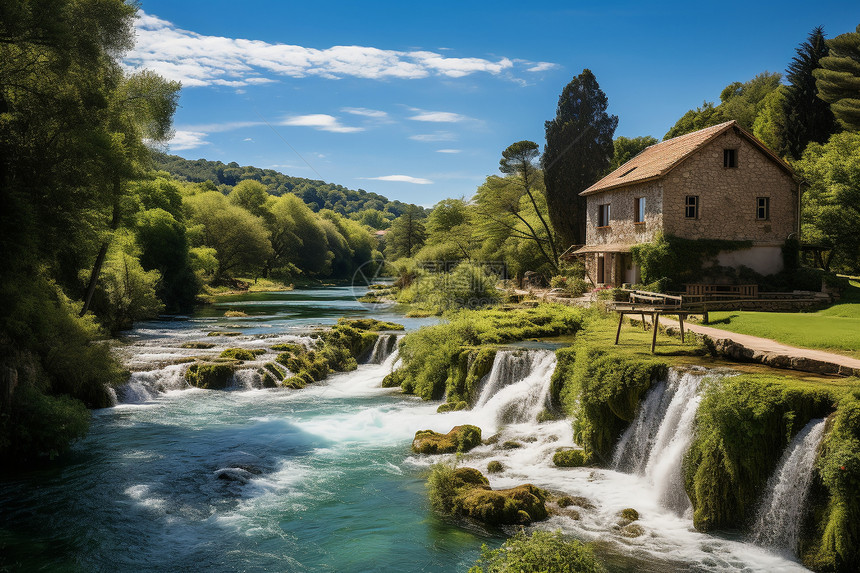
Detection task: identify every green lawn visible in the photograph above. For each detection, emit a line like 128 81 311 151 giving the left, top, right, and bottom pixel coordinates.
706 279 860 359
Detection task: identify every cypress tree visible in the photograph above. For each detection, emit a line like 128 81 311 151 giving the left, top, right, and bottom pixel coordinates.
542 70 618 247
782 27 840 159
814 24 860 131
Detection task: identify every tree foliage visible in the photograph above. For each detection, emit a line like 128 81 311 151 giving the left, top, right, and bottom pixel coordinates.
782 27 840 159
795 132 860 273
814 24 860 131
384 206 427 260
543 69 618 247
607 136 658 172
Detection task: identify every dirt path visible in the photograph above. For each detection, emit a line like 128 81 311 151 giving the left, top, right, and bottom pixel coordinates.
656 316 860 373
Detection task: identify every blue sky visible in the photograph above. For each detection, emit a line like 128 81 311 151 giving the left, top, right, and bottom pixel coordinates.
128 1 860 206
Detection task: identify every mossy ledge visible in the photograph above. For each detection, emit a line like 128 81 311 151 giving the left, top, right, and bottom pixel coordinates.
427 465 548 526
552 339 667 464
271 319 400 388
395 305 586 401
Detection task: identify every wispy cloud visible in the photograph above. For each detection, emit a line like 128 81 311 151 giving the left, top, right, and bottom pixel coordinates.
436 149 461 153
342 107 388 118
408 110 468 123
361 175 433 184
525 61 558 72
126 12 548 87
168 130 209 150
279 114 363 133
409 131 457 142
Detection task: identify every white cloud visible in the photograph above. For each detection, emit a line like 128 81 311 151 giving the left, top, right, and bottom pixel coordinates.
168 130 209 150
279 114 363 133
408 111 467 123
526 62 558 73
126 12 549 87
361 175 433 185
436 149 461 153
409 131 457 142
342 107 388 118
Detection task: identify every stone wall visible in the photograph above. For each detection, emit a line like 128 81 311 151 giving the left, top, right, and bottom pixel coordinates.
584 182 663 246
661 128 797 244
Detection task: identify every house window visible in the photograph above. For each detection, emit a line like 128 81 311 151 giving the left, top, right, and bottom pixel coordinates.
724 148 738 168
634 197 645 223
757 197 770 220
685 195 699 219
598 203 611 227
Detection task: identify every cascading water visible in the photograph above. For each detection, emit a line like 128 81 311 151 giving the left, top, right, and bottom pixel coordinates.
117 364 188 403
612 369 706 515
366 334 400 364
471 350 556 426
751 418 827 552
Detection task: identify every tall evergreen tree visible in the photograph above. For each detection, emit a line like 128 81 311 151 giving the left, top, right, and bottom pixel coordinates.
782 27 840 159
542 70 618 247
814 24 860 131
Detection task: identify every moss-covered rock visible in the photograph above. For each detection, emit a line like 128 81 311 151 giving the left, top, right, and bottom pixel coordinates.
270 342 303 353
381 369 405 388
553 448 587 467
206 331 242 337
219 348 265 361
428 464 549 526
412 425 482 454
557 496 595 510
454 483 549 525
500 440 522 450
437 401 468 413
618 507 639 525
185 362 236 389
179 341 215 349
487 460 504 473
618 523 645 538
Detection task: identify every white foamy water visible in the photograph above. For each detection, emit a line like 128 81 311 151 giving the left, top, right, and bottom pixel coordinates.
751 418 827 553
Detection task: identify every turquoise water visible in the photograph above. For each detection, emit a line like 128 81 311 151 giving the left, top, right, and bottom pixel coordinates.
0 288 811 572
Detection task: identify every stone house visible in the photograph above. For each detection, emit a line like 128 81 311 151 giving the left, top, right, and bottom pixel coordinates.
572 120 799 287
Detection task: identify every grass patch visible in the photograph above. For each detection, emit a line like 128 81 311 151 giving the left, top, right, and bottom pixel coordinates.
468 529 605 573
705 280 860 359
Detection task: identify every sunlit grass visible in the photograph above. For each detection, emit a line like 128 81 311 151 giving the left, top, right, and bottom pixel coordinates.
706 280 860 359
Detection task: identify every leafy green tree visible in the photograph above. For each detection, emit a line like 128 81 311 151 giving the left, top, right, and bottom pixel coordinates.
543 69 618 246
782 27 840 158
228 179 270 218
753 86 789 153
135 208 198 311
814 24 860 131
795 132 860 273
664 101 724 140
665 73 781 140
607 136 658 172
417 198 477 262
185 191 273 280
473 173 558 275
385 206 427 260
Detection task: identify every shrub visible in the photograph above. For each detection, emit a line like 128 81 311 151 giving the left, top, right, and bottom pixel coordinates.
468 530 605 573
185 362 236 389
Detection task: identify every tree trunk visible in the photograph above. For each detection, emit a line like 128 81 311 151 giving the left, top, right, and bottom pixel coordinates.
80 179 120 317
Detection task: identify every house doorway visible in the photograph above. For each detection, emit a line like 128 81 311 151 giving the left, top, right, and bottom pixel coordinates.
597 255 605 285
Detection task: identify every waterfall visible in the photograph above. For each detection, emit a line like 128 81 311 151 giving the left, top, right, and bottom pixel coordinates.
367 334 400 364
116 364 187 403
472 350 557 425
612 369 705 515
751 418 827 552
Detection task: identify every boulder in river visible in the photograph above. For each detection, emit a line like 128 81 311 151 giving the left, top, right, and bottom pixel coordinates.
412 425 482 454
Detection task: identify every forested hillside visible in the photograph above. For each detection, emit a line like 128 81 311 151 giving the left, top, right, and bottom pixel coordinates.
152 152 420 222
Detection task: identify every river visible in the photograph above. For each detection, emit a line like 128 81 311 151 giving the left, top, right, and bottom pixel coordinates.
0 287 810 572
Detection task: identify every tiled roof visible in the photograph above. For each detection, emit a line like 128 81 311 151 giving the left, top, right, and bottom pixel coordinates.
581 120 790 196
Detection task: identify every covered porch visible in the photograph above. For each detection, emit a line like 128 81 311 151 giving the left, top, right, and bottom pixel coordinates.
569 243 639 287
